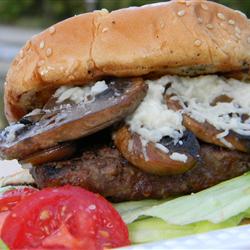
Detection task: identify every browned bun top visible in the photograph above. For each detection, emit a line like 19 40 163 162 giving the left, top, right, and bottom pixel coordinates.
5 0 250 122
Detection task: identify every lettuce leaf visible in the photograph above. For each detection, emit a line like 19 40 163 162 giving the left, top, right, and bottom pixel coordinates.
0 185 34 196
116 172 250 225
128 215 245 244
114 199 166 223
0 239 9 250
0 186 17 195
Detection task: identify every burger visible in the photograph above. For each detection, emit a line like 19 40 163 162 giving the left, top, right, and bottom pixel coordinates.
0 0 250 206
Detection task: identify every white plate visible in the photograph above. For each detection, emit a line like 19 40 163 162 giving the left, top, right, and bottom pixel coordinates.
122 225 250 250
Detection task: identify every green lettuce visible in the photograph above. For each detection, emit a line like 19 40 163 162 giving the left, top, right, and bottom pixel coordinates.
0 185 34 196
128 215 246 244
116 172 250 225
0 239 9 250
115 172 250 243
114 199 165 223
0 186 17 195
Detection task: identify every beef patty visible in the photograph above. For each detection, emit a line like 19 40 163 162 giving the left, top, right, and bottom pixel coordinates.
31 142 250 202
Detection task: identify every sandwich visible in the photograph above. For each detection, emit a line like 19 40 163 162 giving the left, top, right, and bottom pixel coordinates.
0 0 250 206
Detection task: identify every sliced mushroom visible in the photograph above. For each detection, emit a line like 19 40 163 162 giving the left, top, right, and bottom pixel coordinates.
21 142 77 165
113 126 200 175
166 95 250 152
0 78 147 160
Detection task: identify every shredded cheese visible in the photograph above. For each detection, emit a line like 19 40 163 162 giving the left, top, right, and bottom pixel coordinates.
1 123 25 143
166 75 250 139
126 74 250 155
126 77 185 161
155 143 169 154
126 77 185 144
54 80 108 104
128 139 134 153
169 152 188 163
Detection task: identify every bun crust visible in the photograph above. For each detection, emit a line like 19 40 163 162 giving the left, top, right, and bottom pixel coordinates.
5 0 250 121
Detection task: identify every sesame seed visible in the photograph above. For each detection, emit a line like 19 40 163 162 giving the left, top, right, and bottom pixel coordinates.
46 48 52 57
247 37 250 44
20 49 24 58
206 23 214 29
26 40 31 49
231 35 238 42
49 26 56 34
40 68 49 76
197 17 203 24
228 19 235 25
39 40 45 49
160 21 165 29
47 66 55 71
102 27 109 33
219 22 225 28
201 3 208 10
235 32 241 39
101 8 109 14
235 26 241 34
194 39 202 47
217 13 225 20
177 10 185 17
38 60 45 66
234 10 247 18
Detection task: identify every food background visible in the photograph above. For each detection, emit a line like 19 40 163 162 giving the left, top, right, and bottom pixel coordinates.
0 0 249 128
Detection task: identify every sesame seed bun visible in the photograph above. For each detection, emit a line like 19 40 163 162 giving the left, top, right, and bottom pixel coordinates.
4 0 250 122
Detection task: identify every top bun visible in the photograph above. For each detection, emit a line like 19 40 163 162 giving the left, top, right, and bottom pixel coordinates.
4 0 250 122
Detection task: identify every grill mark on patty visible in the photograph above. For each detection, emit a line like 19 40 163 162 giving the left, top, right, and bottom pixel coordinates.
31 142 250 202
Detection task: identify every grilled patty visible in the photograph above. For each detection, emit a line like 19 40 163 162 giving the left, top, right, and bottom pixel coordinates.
31 142 250 202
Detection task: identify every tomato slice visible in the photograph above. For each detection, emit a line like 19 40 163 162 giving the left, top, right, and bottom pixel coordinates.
0 187 38 235
1 185 130 250
0 187 37 212
0 211 9 236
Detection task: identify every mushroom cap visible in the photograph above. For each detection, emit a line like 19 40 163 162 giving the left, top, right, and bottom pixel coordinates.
113 126 200 175
0 78 146 160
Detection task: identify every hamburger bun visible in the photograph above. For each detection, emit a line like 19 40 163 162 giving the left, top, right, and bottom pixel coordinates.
4 0 250 122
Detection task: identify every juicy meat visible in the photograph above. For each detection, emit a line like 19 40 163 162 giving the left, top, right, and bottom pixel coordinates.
31 143 250 202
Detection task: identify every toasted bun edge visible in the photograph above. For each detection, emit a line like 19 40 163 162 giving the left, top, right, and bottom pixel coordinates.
4 0 250 121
